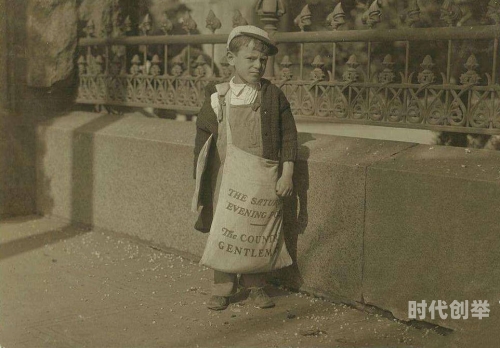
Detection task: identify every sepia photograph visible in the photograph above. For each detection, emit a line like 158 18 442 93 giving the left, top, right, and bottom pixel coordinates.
1 0 500 347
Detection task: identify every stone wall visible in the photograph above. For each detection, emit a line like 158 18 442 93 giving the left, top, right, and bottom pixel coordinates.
0 0 80 218
0 0 10 217
36 112 500 334
0 0 7 110
26 0 78 88
0 0 36 218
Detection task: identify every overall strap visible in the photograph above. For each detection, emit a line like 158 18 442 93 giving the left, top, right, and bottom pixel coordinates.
215 83 230 123
251 90 262 112
224 92 233 145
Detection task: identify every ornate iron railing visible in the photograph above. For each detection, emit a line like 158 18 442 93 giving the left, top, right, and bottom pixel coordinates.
77 0 500 134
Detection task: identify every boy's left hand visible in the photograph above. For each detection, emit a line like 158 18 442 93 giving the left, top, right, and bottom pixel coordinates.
276 175 293 198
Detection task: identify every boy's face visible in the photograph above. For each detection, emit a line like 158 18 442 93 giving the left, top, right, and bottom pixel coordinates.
227 39 268 84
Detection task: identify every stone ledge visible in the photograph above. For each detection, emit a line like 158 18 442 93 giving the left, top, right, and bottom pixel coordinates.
37 111 196 146
36 112 500 333
369 143 500 182
364 144 500 331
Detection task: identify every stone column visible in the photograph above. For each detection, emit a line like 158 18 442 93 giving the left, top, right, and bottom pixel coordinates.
26 0 78 88
256 0 286 78
0 0 12 218
0 0 12 217
0 0 8 112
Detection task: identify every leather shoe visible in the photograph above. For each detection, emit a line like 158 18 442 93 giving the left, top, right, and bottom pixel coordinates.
248 288 275 309
207 295 229 310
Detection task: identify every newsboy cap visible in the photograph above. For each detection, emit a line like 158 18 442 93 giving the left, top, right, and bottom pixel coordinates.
227 25 278 56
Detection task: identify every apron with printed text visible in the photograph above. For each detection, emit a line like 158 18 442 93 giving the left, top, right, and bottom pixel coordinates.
198 84 292 274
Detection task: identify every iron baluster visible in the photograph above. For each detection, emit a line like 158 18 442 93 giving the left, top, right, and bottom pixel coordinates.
441 0 463 126
493 38 499 85
294 5 311 80
402 0 417 86
327 3 345 81
331 43 336 82
446 40 453 84
206 10 221 77
493 38 499 129
122 16 132 76
487 0 500 129
130 55 141 75
170 54 184 77
139 14 152 75
402 0 420 124
105 46 110 75
404 41 410 84
151 55 161 76
281 55 292 80
362 0 382 121
83 20 95 75
78 56 86 76
488 0 500 83
404 42 410 124
295 0 311 116
460 55 480 128
161 16 173 76
257 0 286 78
181 13 197 76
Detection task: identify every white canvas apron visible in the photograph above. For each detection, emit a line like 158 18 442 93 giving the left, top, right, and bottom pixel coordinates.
198 86 292 274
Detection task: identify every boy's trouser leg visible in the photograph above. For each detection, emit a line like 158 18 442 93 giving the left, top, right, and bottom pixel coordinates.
212 270 237 297
240 273 266 289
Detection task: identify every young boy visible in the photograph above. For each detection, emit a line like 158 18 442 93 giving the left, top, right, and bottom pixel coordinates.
194 25 297 310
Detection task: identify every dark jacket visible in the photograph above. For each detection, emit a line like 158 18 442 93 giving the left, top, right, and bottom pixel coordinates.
193 78 298 232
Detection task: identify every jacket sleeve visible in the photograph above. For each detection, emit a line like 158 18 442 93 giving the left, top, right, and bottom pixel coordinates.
278 89 298 162
194 83 218 179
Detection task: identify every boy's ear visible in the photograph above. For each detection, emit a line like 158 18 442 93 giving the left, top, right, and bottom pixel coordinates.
227 51 236 67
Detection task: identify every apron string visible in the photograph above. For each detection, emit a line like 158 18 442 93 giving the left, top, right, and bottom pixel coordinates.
251 90 262 111
224 92 233 146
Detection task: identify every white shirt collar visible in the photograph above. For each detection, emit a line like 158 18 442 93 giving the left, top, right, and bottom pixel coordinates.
229 77 261 97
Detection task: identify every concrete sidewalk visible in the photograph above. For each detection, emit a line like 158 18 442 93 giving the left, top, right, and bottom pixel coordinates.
0 216 456 347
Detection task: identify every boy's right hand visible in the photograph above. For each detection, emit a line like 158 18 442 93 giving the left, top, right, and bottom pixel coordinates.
276 174 293 198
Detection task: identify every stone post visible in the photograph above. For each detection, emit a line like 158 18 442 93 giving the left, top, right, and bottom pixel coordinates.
0 0 8 112
26 0 78 88
256 0 286 78
0 0 10 217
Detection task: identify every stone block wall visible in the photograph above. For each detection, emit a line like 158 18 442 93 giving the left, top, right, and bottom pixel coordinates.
0 0 37 218
0 0 89 218
36 112 500 333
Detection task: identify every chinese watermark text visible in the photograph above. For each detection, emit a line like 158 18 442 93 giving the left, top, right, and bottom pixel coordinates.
408 300 490 320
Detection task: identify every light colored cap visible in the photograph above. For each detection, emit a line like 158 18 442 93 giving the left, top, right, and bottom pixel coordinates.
227 25 278 56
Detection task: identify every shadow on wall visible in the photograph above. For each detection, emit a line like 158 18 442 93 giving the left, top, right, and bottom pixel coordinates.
73 115 123 225
34 72 85 217
35 76 86 218
0 113 38 218
36 82 125 227
270 132 314 290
